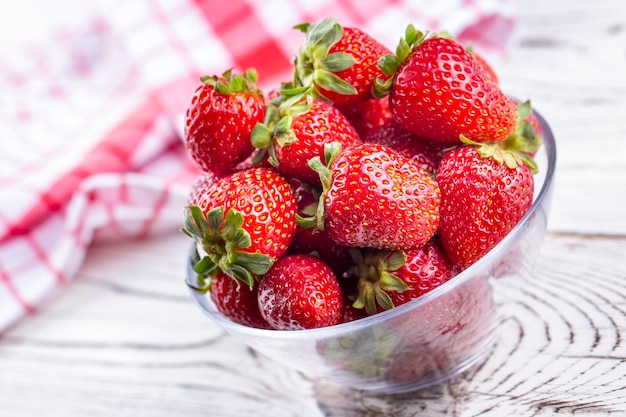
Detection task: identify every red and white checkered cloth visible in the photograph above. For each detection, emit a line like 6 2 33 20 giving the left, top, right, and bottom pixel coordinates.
0 0 515 332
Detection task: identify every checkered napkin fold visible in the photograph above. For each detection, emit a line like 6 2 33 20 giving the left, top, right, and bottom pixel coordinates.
0 0 515 332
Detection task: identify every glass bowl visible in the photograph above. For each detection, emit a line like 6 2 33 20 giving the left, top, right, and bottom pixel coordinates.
186 109 556 394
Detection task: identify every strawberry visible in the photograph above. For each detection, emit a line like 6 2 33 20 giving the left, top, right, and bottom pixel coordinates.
182 167 297 288
287 178 353 275
349 240 457 315
187 170 219 207
184 69 265 176
337 95 393 137
472 51 499 85
293 18 392 106
363 119 448 175
499 101 544 158
376 27 517 144
340 301 367 324
385 274 494 383
210 271 271 329
251 97 361 185
436 140 536 267
386 240 457 307
307 142 440 251
257 254 344 330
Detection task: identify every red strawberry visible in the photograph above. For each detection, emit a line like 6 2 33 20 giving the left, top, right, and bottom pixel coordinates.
187 171 219 206
471 51 499 85
309 142 440 251
288 179 353 275
340 302 367 324
349 240 457 315
363 119 448 175
293 18 392 105
210 271 271 329
386 240 457 307
436 141 535 267
251 97 361 185
184 69 265 176
337 95 393 137
257 254 344 330
376 28 517 144
182 167 297 288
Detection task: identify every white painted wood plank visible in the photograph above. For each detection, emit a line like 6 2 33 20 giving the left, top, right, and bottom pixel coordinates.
0 231 324 417
3 233 625 415
496 0 626 234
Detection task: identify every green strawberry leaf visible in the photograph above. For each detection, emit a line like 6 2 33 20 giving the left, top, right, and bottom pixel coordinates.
221 209 245 241
518 152 540 174
231 228 252 250
323 141 343 166
182 206 274 289
251 148 268 165
233 251 274 276
251 123 273 149
308 156 331 190
279 84 311 98
372 76 393 98
396 38 412 65
229 74 246 93
214 80 232 95
404 24 419 46
308 18 340 49
194 255 217 276
295 214 317 229
320 52 355 72
384 251 407 272
293 22 310 33
517 100 532 122
182 208 203 239
375 287 395 311
301 201 318 217
503 152 518 170
379 272 409 293
353 282 378 316
243 68 258 84
225 264 255 289
315 69 357 96
378 55 399 76
205 206 223 233
274 115 294 136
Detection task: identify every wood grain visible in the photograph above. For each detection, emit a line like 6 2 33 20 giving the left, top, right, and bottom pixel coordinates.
315 234 626 416
499 0 626 235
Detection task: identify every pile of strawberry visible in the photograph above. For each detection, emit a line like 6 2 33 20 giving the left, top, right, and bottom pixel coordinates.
182 19 543 331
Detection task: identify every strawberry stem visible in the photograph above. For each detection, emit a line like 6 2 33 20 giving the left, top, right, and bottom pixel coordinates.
373 25 430 98
350 249 408 315
201 68 262 95
182 206 273 289
300 141 344 231
292 17 358 102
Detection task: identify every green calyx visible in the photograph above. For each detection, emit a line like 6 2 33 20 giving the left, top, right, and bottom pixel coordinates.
373 24 431 98
460 100 543 174
350 249 409 316
295 141 343 231
181 205 273 290
501 100 543 171
201 68 262 95
292 18 358 102
250 91 313 167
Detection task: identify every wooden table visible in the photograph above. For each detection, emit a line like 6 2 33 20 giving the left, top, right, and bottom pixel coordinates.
2 0 626 415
